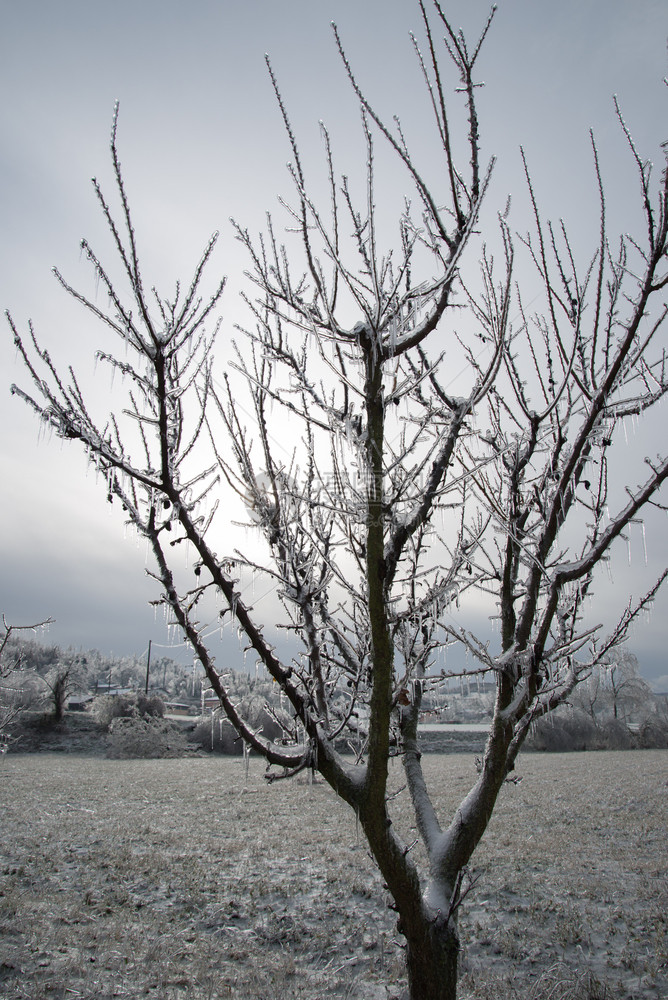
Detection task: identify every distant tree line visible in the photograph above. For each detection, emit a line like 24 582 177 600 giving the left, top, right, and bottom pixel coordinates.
3 627 665 753
0 630 195 725
525 649 668 751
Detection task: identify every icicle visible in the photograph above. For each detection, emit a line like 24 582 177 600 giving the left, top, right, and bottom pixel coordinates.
388 314 398 356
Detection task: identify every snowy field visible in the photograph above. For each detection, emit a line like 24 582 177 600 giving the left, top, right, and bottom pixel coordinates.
1 751 666 999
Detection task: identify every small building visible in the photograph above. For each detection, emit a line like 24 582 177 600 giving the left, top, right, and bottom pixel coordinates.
164 702 195 717
66 694 94 712
94 681 135 697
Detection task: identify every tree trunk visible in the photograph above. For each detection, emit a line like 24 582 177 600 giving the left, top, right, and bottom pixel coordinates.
404 913 459 1000
53 680 67 722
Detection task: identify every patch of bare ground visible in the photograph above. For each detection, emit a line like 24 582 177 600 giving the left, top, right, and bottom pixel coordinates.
0 751 665 999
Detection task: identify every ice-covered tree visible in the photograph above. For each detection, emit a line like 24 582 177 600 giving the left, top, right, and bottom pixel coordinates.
598 648 654 723
8 4 668 997
0 615 54 745
42 658 82 722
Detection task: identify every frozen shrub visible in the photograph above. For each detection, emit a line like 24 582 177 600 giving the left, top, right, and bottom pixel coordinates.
637 715 668 749
603 718 635 750
91 692 164 729
136 693 165 718
525 711 648 752
90 695 121 728
526 710 602 752
106 715 187 758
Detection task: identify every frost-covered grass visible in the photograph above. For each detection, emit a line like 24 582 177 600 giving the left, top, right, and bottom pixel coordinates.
0 751 666 999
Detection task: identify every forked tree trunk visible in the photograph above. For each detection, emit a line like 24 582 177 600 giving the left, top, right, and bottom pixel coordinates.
404 915 459 1000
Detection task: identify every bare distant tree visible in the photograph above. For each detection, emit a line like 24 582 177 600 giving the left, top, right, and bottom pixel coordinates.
8 3 668 997
600 648 654 723
42 659 81 722
0 615 55 746
572 647 653 724
573 667 604 721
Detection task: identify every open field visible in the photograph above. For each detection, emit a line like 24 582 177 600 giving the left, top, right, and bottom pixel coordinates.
1 751 666 999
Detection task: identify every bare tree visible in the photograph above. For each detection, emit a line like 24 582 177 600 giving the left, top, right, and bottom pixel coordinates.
600 648 654 723
0 615 55 748
573 667 603 721
42 659 80 723
8 4 668 997
567 643 658 732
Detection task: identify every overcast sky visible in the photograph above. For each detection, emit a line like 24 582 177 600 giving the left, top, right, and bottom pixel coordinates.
1 0 667 688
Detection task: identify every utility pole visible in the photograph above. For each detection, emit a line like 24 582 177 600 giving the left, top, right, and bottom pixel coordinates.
144 640 152 695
